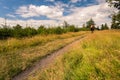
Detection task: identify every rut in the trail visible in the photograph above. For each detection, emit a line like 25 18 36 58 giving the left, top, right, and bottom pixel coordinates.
12 34 87 80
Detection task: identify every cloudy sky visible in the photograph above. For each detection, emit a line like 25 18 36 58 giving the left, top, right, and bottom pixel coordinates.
0 0 113 28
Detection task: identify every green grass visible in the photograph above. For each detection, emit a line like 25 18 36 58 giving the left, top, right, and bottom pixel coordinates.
0 31 87 80
27 30 120 80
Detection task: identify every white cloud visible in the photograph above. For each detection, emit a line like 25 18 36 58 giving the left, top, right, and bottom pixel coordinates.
16 4 64 18
97 0 106 4
70 0 86 3
6 14 16 18
1 1 113 28
70 0 87 3
70 0 80 3
0 18 5 26
54 2 69 8
46 0 54 2
57 3 112 27
0 17 59 28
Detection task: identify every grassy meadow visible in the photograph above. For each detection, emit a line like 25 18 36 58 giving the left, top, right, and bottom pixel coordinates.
0 31 87 80
27 30 120 80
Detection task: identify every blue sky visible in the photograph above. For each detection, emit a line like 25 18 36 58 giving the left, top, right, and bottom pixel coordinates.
0 0 112 27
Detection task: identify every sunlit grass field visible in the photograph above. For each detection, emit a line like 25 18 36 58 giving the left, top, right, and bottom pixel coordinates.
27 30 120 80
0 31 87 80
0 32 87 53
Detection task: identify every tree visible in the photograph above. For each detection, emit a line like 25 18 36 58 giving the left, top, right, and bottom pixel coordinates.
63 21 69 28
37 25 48 35
111 13 120 29
101 23 109 30
107 0 120 10
66 25 76 32
0 27 13 39
96 26 100 30
82 24 86 28
12 24 23 38
105 23 109 29
107 0 120 29
86 18 95 28
54 27 63 34
23 27 37 37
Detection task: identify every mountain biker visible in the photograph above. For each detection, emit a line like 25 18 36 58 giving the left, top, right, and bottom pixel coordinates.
90 24 95 33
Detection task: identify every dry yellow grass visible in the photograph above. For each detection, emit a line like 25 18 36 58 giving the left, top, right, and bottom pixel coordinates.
27 30 120 80
0 31 87 80
0 32 86 53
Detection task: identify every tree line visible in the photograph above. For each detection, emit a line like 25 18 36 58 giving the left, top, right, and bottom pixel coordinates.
0 23 89 39
85 18 109 30
0 19 110 39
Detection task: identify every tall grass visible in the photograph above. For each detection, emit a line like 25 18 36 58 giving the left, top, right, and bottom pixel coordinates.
0 32 86 53
28 30 120 80
0 31 86 80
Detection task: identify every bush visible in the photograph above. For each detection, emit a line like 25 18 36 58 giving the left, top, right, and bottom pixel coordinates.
0 24 85 39
0 27 13 39
23 27 37 37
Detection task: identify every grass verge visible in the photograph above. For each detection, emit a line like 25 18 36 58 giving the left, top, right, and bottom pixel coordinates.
0 31 87 80
27 30 120 80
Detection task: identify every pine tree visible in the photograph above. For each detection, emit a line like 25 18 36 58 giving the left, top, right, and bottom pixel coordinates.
86 18 95 28
107 0 120 29
101 23 109 30
104 23 109 29
63 21 69 28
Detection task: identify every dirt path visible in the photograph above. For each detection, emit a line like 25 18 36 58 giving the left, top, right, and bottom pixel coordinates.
12 34 88 80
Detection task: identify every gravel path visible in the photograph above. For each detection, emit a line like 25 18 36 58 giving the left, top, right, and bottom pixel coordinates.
12 34 87 80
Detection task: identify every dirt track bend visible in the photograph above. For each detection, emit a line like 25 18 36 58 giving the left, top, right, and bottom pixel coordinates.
12 34 88 80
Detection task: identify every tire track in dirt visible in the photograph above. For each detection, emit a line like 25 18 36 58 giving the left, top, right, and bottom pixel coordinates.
12 34 88 80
